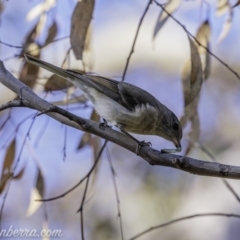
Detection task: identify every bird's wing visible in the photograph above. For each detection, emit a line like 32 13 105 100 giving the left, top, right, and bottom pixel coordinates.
67 71 160 111
66 70 122 103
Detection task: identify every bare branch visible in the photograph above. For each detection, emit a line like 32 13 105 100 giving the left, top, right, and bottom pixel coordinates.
129 213 240 240
122 0 153 81
154 0 240 81
1 61 240 179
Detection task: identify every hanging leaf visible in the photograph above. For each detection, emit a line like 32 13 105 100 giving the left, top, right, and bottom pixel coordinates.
19 23 39 57
180 36 203 154
185 110 200 155
216 0 230 15
26 0 56 21
36 14 47 39
215 0 233 42
13 167 25 180
77 132 91 150
19 50 40 89
233 0 240 8
42 220 50 240
70 0 95 59
44 21 58 46
83 24 94 71
90 109 99 122
77 109 99 150
153 0 181 39
36 168 45 198
44 67 84 91
44 74 73 92
184 36 203 107
196 20 211 80
0 139 16 194
217 11 233 42
26 188 42 217
0 0 4 15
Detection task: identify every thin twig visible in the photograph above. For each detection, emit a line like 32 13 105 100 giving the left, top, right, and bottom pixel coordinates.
106 147 124 240
122 0 153 82
0 109 11 131
2 36 69 62
0 40 23 48
13 113 37 172
1 113 35 150
129 213 240 240
78 176 90 240
34 118 50 147
37 140 108 202
0 113 37 227
0 179 12 229
154 0 240 81
196 142 240 203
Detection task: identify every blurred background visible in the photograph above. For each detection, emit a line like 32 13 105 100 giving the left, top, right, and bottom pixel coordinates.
0 0 240 239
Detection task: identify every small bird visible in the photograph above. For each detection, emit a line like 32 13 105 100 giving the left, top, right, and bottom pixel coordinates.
25 54 182 153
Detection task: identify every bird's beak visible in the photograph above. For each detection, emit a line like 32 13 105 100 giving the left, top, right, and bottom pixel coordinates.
173 138 181 152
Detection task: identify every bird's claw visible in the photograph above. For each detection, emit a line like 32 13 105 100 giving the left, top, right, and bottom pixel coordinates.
99 119 111 131
136 141 152 155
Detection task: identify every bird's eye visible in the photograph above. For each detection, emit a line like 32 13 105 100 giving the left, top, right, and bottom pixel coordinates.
173 122 179 131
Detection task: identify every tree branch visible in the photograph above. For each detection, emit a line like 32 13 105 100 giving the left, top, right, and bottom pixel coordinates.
0 60 240 179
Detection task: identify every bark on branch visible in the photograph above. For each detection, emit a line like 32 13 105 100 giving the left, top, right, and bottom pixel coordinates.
0 60 240 179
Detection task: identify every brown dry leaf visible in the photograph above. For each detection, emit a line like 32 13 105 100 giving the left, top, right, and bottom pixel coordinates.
185 111 200 155
217 11 233 42
153 0 181 39
19 51 40 89
77 109 99 150
89 109 100 154
13 167 25 180
89 109 101 184
180 36 203 154
42 220 50 240
182 36 203 108
44 74 73 92
26 0 56 21
77 132 91 150
83 24 94 71
19 23 38 57
36 168 45 198
215 0 233 42
196 20 211 80
45 68 85 92
233 0 240 8
0 0 4 15
0 139 16 194
36 14 47 39
24 24 38 45
91 135 101 161
70 0 95 59
0 172 12 194
44 21 58 46
26 188 42 217
216 0 230 15
90 109 99 122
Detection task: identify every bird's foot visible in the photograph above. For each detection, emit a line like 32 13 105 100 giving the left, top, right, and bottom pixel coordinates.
99 119 111 131
136 141 152 155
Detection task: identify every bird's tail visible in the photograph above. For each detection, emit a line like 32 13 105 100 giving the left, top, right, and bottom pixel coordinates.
24 54 72 79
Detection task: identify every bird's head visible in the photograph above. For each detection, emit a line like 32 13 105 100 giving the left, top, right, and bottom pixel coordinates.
158 112 182 152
